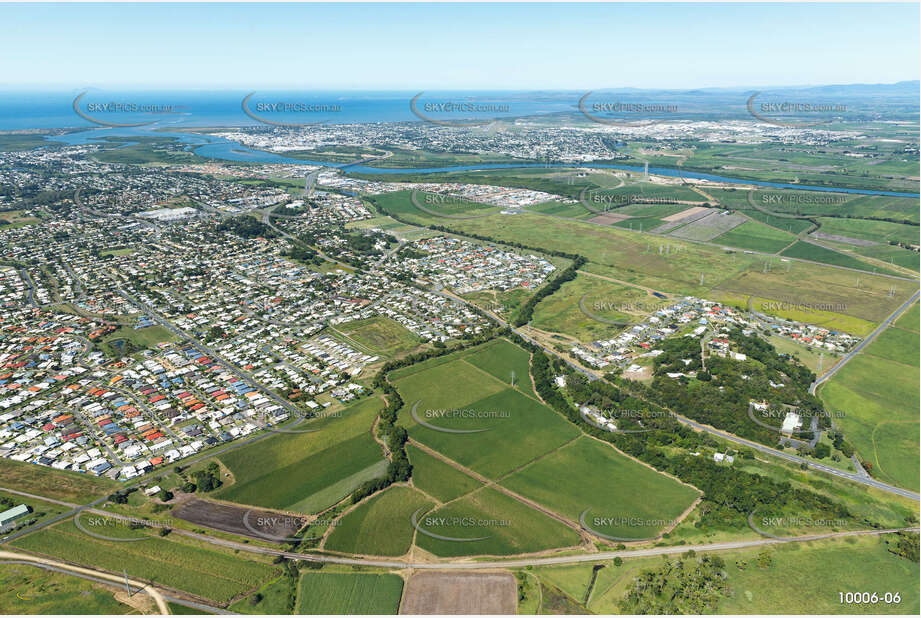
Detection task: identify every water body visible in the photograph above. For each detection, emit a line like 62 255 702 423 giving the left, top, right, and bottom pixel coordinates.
46 125 920 199
0 90 578 130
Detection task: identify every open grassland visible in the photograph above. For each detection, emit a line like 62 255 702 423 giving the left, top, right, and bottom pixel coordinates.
894 301 920 332
814 217 920 246
413 486 581 557
820 339 919 491
616 203 690 218
407 444 483 503
867 327 920 367
0 563 131 615
582 535 918 614
373 190 914 328
712 220 797 253
781 241 902 276
712 260 914 326
529 273 657 343
324 485 433 556
502 436 699 541
10 518 278 603
0 458 116 504
853 243 920 271
295 572 404 614
332 316 421 357
717 535 919 615
767 335 840 376
216 396 385 512
228 575 291 615
712 290 876 337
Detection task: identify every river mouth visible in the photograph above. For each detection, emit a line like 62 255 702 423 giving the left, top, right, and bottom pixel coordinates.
47 125 920 198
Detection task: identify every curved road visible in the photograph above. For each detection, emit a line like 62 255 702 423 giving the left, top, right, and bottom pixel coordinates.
0 550 169 614
437 288 921 501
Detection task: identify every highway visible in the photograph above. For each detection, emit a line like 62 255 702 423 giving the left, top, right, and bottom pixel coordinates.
810 288 920 394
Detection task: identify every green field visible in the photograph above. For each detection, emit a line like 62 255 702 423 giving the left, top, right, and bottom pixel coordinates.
718 535 919 614
461 338 536 394
814 217 920 246
712 220 797 253
853 243 920 271
413 486 581 557
867 327 920 366
581 534 919 614
820 310 920 491
333 316 422 357
502 436 700 540
406 444 483 503
372 190 915 327
295 572 404 614
229 575 291 614
9 518 279 603
0 458 116 504
324 485 433 556
894 301 920 332
529 273 658 343
403 385 581 478
0 563 131 615
780 240 901 275
216 397 386 512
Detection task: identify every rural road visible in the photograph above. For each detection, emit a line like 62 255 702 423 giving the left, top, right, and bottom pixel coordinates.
0 550 170 614
0 558 233 615
64 524 912 571
437 286 921 501
809 288 920 394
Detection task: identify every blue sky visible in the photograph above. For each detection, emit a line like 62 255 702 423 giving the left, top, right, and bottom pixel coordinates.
2 3 918 89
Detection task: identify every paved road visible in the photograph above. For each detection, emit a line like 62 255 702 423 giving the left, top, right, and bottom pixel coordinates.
810 288 920 394
438 287 921 502
113 283 303 420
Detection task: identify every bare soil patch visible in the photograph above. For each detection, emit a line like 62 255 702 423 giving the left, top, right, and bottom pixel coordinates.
400 571 517 614
172 498 306 541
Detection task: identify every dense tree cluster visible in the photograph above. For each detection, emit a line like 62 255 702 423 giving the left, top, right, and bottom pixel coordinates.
512 256 586 327
619 553 729 614
507 330 858 535
216 216 275 239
